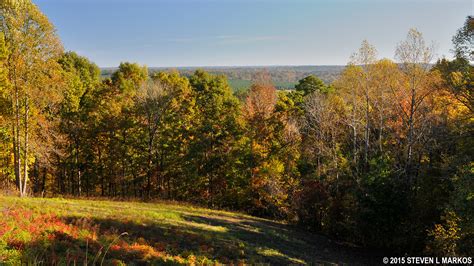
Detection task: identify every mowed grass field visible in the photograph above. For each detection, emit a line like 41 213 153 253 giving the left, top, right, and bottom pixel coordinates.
228 79 297 91
0 196 376 265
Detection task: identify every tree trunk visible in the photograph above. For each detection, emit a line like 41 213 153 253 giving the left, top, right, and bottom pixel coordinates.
365 85 370 167
75 141 81 196
12 119 20 191
406 76 416 184
14 83 22 194
98 145 105 196
351 88 358 166
41 168 47 196
121 129 127 198
146 121 156 199
379 88 384 153
352 124 357 165
21 98 29 197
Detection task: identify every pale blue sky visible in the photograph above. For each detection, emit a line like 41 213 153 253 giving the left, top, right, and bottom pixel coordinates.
34 0 472 67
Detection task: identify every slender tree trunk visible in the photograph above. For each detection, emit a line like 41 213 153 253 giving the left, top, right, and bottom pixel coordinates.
60 163 65 194
14 84 22 194
365 85 370 166
98 145 105 196
352 124 357 165
12 119 19 190
351 89 358 166
379 89 384 153
10 64 22 195
121 129 127 198
159 149 165 194
406 76 416 184
32 159 38 193
205 140 213 207
317 155 321 177
21 98 29 197
75 140 81 196
133 172 137 198
167 174 171 199
332 131 339 193
147 137 153 199
41 168 46 196
57 161 62 194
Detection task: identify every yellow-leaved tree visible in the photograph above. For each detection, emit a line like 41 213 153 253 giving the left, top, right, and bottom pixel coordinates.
0 0 64 196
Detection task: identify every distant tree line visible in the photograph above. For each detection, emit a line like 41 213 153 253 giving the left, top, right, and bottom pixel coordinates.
101 66 344 90
0 1 472 256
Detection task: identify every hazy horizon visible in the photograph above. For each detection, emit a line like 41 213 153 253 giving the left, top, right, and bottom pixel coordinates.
100 64 348 68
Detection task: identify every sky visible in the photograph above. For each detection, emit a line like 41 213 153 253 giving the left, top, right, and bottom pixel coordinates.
33 0 472 67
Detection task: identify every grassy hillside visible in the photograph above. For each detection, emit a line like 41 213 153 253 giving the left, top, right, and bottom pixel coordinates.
0 196 375 265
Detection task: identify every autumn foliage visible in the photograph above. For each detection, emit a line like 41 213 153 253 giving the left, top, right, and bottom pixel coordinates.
0 0 472 260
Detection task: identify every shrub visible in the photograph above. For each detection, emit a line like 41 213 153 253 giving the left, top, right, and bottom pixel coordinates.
425 211 461 256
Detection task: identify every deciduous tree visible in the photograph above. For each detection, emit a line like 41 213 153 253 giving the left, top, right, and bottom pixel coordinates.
1 0 63 196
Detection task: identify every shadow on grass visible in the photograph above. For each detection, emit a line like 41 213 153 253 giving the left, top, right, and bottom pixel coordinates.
181 214 376 265
17 214 377 265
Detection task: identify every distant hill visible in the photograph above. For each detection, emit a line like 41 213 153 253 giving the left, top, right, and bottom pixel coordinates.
101 65 346 91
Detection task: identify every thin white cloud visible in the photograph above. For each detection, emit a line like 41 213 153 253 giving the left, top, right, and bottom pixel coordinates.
162 35 285 44
217 35 285 44
164 37 199 43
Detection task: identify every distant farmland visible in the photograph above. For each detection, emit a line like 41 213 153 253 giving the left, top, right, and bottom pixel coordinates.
101 65 344 91
228 79 297 90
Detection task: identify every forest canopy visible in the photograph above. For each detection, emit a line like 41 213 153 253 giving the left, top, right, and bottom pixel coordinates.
0 0 472 258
